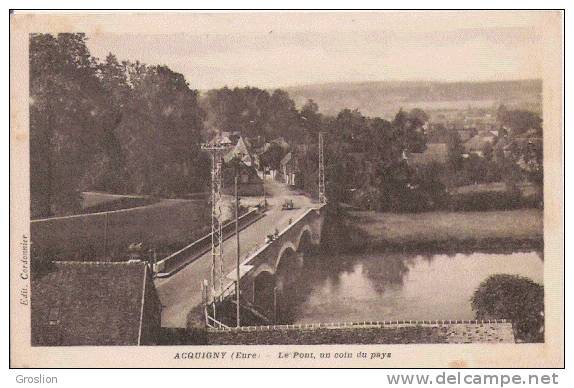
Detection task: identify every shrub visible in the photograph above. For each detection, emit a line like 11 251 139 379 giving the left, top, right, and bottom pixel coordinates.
471 274 544 343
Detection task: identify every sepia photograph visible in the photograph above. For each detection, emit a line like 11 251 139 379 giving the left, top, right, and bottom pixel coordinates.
9 10 564 368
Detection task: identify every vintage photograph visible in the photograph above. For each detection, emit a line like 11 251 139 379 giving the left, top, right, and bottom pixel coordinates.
10 10 564 367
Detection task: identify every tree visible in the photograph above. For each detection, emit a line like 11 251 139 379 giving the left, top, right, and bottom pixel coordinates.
306 106 434 211
392 108 427 154
471 274 544 342
464 154 488 184
200 87 307 143
81 53 131 193
521 140 543 185
412 162 447 210
330 108 370 152
497 105 542 136
30 33 108 217
267 89 301 141
300 99 322 141
447 131 464 171
407 108 429 125
258 142 284 171
117 63 206 196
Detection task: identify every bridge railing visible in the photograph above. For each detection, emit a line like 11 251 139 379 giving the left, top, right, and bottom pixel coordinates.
206 314 230 329
154 207 266 276
212 206 324 295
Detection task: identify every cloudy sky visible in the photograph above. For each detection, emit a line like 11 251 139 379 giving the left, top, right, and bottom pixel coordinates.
84 12 546 90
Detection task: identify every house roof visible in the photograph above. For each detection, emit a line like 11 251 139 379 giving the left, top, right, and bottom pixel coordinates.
208 133 233 147
224 137 254 165
457 129 476 142
255 142 271 155
223 161 263 184
280 152 292 166
31 261 153 346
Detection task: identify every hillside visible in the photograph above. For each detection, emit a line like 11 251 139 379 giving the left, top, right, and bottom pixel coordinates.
284 79 542 119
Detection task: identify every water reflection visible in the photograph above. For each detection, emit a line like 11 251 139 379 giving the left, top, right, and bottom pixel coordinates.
277 251 543 324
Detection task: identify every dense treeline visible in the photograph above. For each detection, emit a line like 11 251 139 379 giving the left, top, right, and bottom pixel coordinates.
30 33 422 217
318 108 428 211
201 87 308 143
30 33 208 217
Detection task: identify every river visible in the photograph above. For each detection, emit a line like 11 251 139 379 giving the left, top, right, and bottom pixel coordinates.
277 251 543 324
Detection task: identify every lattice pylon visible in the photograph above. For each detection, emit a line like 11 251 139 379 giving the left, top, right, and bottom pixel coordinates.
318 132 327 204
201 142 227 301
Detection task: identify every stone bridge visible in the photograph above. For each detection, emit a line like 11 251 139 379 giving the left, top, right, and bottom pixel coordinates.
218 205 325 319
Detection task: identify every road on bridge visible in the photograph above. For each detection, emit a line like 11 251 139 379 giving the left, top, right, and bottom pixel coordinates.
155 180 315 328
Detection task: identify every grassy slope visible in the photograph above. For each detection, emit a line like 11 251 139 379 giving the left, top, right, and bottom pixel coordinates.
347 209 543 250
31 198 210 260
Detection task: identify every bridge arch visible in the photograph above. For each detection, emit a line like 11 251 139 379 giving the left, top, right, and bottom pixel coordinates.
274 242 297 273
252 270 276 315
250 263 275 279
296 225 314 254
274 241 305 294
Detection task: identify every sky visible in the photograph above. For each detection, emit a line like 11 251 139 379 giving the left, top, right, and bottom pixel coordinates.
84 12 546 90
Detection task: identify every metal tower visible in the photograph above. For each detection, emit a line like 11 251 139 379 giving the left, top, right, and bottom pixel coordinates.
318 132 327 204
201 140 228 298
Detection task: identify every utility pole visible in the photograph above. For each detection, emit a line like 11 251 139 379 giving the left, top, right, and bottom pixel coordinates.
103 212 109 258
235 173 241 327
262 167 267 207
318 132 327 204
232 152 245 327
273 286 278 324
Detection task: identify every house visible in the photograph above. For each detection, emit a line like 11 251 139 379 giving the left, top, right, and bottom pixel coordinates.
408 143 448 167
31 261 162 346
457 128 477 142
221 131 241 145
464 134 496 157
280 152 298 186
222 162 264 196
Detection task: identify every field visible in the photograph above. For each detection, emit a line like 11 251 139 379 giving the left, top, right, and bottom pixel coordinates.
451 182 540 198
31 198 210 261
347 209 543 251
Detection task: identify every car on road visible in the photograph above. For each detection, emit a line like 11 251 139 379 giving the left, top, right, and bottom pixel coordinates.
281 199 294 210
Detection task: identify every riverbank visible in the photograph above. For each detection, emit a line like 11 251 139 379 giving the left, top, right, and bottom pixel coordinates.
339 209 543 253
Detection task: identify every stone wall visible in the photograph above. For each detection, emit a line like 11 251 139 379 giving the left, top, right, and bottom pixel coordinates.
206 320 515 345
